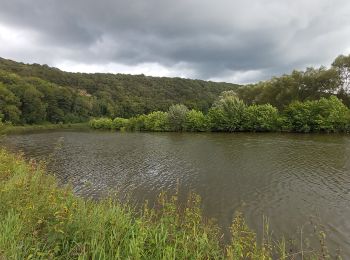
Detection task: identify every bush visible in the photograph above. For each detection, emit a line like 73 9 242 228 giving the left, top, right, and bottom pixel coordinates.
283 96 350 132
185 109 209 132
89 118 113 129
208 91 247 132
125 115 147 131
88 95 350 134
243 104 279 132
168 104 189 131
282 101 313 132
144 111 169 131
316 96 350 132
112 117 129 130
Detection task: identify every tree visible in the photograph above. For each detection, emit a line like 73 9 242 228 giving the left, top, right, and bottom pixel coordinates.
237 66 346 109
298 67 340 100
332 54 350 93
0 84 21 123
208 91 246 132
72 95 93 120
168 104 189 131
21 86 47 124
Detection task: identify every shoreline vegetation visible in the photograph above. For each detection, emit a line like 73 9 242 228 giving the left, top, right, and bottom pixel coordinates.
1 54 350 128
89 93 350 134
0 149 333 259
0 122 89 135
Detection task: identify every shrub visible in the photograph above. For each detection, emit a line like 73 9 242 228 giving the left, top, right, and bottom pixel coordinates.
125 115 147 131
112 117 129 130
144 111 169 131
208 91 247 132
243 104 279 132
283 96 350 132
89 118 113 129
185 109 209 132
168 104 189 131
316 96 350 132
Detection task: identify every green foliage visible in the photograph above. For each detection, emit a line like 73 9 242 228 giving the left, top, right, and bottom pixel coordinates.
243 104 279 132
332 54 350 93
167 104 189 131
0 83 21 123
112 117 129 130
185 109 209 132
208 91 247 132
125 114 147 131
226 213 271 259
21 86 47 124
282 101 313 132
90 95 350 133
89 118 113 130
283 96 350 133
237 58 350 108
0 150 222 259
0 70 94 125
144 111 169 131
2 55 350 127
0 57 239 123
317 96 350 132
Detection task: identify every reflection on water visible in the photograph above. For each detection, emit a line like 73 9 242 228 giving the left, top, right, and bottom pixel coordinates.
1 131 350 256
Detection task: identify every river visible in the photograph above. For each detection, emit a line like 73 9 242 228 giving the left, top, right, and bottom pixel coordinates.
1 130 350 257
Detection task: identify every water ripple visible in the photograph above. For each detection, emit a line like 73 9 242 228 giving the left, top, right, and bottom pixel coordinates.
1 131 350 257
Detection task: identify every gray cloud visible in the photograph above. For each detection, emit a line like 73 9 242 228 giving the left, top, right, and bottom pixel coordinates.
0 0 350 83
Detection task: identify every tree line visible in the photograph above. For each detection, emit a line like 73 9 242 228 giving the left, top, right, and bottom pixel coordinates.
237 54 350 108
0 71 94 124
1 54 350 125
90 91 350 133
0 57 238 123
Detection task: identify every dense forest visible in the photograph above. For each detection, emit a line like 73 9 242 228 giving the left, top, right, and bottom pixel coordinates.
0 55 350 125
0 57 238 124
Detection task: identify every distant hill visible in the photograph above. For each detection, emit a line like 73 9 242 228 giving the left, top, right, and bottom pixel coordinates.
0 57 239 124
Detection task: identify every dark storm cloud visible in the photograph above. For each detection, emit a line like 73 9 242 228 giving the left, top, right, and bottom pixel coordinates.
1 0 350 83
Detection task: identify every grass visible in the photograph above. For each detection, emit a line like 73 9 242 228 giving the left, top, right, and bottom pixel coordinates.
0 149 334 259
0 122 89 135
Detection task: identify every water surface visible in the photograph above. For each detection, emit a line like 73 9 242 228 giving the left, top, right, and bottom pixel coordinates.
1 131 350 257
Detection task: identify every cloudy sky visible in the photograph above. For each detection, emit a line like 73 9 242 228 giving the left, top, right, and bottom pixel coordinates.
1 0 350 84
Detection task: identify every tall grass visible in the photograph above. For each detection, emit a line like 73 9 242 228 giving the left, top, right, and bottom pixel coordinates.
0 149 333 259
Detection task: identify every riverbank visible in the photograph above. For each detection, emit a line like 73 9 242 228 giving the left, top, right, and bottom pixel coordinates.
0 148 331 259
0 122 89 135
89 96 350 134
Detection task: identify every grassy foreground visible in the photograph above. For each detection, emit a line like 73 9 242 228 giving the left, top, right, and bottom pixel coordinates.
0 149 331 259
